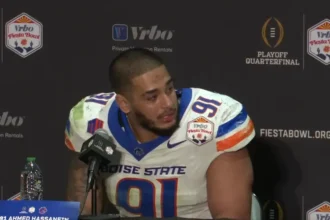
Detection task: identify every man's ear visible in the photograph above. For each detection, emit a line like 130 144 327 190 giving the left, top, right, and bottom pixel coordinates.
115 94 131 114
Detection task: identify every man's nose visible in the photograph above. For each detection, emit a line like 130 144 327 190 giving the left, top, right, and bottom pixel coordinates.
160 94 173 108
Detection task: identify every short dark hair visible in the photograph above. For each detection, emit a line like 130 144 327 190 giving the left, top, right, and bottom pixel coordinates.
108 48 164 94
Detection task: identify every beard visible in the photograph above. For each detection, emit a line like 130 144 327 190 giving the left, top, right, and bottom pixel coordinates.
133 108 180 137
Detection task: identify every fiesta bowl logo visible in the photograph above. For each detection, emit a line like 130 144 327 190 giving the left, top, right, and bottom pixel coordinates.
5 13 43 58
186 116 214 146
307 201 330 220
307 19 330 65
262 17 284 48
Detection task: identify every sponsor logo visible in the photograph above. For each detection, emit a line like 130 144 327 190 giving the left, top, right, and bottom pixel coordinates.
112 24 128 41
186 116 214 146
0 112 24 127
263 200 284 220
19 206 28 214
131 25 174 41
245 17 300 66
307 201 330 220
260 128 330 139
111 24 174 53
167 140 186 149
5 13 43 58
0 112 25 139
307 18 330 65
28 207 35 213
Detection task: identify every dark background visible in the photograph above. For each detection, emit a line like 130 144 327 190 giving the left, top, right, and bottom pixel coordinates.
1 1 330 219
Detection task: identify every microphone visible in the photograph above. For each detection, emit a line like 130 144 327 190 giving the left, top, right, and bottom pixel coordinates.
79 128 117 193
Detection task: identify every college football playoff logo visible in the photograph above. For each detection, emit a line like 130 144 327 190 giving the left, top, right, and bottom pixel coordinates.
262 17 284 48
263 200 284 220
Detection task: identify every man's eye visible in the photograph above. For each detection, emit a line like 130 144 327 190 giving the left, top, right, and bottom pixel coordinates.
147 95 157 101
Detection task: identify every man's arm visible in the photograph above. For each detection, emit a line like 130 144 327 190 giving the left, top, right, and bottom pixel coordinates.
66 152 104 214
206 148 253 220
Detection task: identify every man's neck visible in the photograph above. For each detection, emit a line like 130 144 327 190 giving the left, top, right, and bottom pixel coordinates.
126 116 158 143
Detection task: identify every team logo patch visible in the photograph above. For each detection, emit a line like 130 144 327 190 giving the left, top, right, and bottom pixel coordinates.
307 18 330 65
39 207 48 214
5 13 43 58
307 201 330 220
186 116 214 146
87 118 104 134
134 147 144 156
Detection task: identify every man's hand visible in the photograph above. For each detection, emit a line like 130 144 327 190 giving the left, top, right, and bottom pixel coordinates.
206 148 253 220
66 152 104 214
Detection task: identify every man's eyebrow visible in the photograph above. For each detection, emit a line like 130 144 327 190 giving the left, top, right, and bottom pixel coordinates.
142 78 174 97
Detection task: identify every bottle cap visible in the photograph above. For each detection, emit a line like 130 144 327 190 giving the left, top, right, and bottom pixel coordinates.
26 157 36 162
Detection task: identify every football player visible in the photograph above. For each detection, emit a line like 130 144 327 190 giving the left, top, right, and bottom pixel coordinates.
65 48 255 219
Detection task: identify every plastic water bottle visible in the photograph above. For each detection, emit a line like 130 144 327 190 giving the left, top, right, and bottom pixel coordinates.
20 157 43 200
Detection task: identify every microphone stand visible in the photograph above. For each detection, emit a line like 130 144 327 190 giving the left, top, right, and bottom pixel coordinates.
79 169 120 220
91 176 97 216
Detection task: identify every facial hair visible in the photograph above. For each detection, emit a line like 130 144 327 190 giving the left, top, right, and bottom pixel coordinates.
134 108 180 137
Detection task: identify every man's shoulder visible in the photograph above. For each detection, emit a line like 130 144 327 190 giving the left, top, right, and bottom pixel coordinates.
183 87 244 123
189 87 240 103
68 92 116 131
179 88 254 153
65 92 116 152
70 92 115 114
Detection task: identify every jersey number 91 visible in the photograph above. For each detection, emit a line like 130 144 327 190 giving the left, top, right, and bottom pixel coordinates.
116 178 178 217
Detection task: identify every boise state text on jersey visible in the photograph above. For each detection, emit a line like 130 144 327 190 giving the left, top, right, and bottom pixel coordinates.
64 88 255 218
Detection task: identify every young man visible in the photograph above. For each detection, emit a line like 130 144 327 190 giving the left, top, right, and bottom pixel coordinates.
65 48 255 219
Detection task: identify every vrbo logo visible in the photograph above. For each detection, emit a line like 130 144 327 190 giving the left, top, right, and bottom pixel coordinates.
317 31 330 38
131 25 174 40
15 24 34 32
0 112 24 126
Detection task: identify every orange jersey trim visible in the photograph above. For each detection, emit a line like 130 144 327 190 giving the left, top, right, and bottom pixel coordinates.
216 119 254 151
65 133 75 151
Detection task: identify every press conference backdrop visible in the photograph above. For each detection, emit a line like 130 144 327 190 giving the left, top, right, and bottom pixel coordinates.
0 0 329 219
